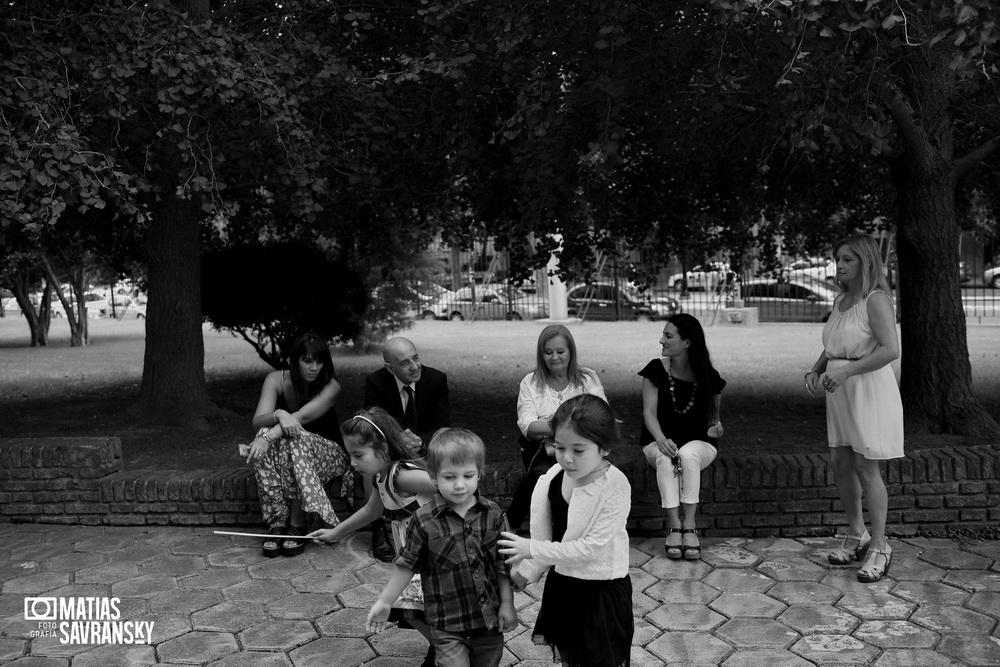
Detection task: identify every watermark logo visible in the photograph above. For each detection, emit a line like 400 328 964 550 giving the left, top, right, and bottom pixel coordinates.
23 597 154 645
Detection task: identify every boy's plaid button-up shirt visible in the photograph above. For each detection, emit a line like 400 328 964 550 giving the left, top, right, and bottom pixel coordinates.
395 493 510 632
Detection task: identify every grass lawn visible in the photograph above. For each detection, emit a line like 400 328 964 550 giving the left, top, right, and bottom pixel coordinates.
1 316 998 470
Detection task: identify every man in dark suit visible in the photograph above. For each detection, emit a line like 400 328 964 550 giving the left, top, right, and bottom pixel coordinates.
365 337 450 446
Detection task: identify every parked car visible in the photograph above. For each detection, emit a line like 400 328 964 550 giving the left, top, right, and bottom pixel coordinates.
741 277 838 322
566 281 679 322
984 264 1000 289
429 286 539 321
785 256 836 283
665 262 729 291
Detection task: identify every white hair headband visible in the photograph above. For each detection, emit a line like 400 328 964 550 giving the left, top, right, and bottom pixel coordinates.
353 415 386 441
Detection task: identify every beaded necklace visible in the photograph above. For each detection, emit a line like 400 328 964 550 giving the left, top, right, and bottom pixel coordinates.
667 371 697 414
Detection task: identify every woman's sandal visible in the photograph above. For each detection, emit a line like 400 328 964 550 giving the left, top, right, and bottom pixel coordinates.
665 528 683 560
281 525 306 557
681 528 701 560
857 545 892 583
262 525 284 558
828 530 871 565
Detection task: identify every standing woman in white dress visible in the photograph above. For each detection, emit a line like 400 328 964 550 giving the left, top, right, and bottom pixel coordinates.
805 234 904 583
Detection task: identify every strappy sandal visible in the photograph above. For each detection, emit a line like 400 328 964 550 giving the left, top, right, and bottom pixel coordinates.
664 528 683 560
681 528 701 560
857 545 892 583
828 530 871 565
281 525 306 557
262 525 284 558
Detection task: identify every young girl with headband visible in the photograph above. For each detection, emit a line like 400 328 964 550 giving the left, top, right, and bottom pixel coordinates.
306 407 438 666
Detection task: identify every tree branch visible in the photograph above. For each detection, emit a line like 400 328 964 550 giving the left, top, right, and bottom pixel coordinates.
953 135 1000 179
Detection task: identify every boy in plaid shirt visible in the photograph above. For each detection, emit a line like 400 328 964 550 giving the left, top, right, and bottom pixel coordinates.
367 428 517 666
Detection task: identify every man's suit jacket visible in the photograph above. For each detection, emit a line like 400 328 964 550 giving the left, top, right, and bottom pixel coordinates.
364 365 451 445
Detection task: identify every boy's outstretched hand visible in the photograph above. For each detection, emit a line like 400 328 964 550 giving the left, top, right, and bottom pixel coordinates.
498 531 531 565
366 600 392 634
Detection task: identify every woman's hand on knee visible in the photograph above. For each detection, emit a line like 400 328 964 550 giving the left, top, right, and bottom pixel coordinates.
247 438 268 463
656 439 677 458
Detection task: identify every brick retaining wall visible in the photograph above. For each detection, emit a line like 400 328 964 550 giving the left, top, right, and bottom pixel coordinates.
2 438 998 536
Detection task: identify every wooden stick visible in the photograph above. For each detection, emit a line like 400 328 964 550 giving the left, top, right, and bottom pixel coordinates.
213 530 309 539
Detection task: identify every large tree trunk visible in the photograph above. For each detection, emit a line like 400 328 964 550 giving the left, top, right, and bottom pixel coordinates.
892 161 1000 437
137 194 215 424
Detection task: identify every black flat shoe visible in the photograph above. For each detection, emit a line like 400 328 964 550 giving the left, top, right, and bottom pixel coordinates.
262 525 284 558
281 525 306 557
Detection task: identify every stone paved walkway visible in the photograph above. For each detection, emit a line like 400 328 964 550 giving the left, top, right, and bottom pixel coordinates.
0 524 999 666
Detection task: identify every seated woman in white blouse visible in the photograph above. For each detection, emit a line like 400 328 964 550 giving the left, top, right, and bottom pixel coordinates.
507 324 607 532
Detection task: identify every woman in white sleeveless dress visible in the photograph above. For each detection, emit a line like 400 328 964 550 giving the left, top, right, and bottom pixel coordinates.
805 234 903 583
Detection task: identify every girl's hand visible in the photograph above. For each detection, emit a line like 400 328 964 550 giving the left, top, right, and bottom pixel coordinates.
656 439 677 458
510 571 528 593
366 600 392 633
822 370 847 394
247 437 268 464
275 409 302 438
707 422 724 438
804 371 820 398
498 531 532 565
306 528 338 544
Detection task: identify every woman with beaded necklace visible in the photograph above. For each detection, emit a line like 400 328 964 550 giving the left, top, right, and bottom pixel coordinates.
639 313 726 560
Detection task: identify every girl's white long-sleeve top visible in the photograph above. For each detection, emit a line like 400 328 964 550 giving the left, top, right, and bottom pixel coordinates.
515 462 631 583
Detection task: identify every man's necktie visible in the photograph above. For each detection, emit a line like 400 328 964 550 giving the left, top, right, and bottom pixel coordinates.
403 385 418 431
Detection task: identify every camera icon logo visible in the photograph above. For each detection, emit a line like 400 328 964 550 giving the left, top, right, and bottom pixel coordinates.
24 598 58 621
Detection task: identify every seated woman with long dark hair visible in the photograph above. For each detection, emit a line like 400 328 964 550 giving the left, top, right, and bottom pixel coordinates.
247 332 350 558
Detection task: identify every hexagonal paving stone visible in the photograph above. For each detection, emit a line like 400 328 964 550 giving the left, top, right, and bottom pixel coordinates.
135 613 191 643
646 603 726 632
131 527 198 545
640 557 712 580
222 579 294 603
39 552 106 573
633 536 668 556
105 545 165 563
966 541 1000 561
702 543 760 568
871 648 968 666
23 633 95 659
722 649 813 666
938 634 1000 666
169 535 235 556
891 580 968 605
968 590 1000 617
206 547 270 568
819 570 895 596
368 624 432 659
911 603 997 634
632 617 662 647
248 557 315 580
110 575 178 598
292 571 359 595
790 634 878 664
114 597 150 619
715 618 800 648
918 548 993 570
629 645 666 667
74 562 141 585
157 630 239 664
629 544 653 568
137 555 208 577
191 602 269 632
149 589 222 615
943 570 1000 592
178 569 249 590
240 619 317 651
899 537 957 550
745 538 810 555
0 638 26 663
628 569 658 595
209 651 293 667
836 592 914 620
756 557 827 582
46 583 112 600
70 644 156 667
267 593 341 619
308 542 373 572
73 535 133 553
1 572 70 595
703 569 775 593
337 583 383 609
10 542 75 563
883 555 947 582
778 604 858 635
767 581 842 605
710 591 787 618
0 560 39 583
646 631 733 665
853 620 938 648
644 580 720 605
354 563 391 586
316 607 370 637
630 590 660 618
290 636 374 667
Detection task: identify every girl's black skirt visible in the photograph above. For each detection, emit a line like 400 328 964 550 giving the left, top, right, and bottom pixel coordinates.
533 569 633 667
